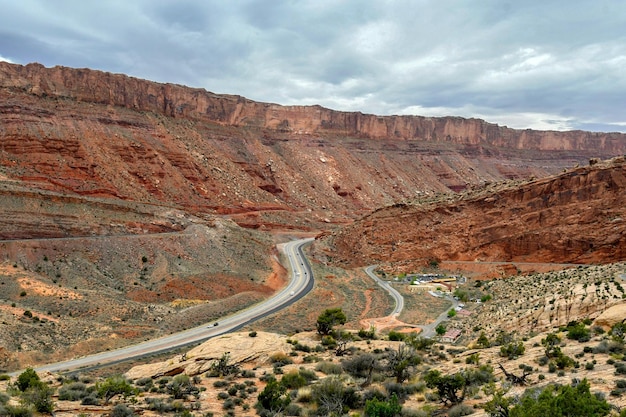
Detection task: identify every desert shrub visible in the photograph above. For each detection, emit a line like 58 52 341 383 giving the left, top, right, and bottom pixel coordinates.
222 398 235 410
293 342 312 353
20 381 55 413
310 376 357 415
284 403 303 416
111 404 135 417
208 352 241 377
270 352 294 367
81 394 100 405
213 380 229 388
359 327 377 340
58 382 88 401
567 322 591 342
0 404 33 417
400 408 429 417
500 341 525 360
448 403 474 417
384 382 421 402
315 361 343 375
388 330 406 341
217 391 230 400
280 371 307 389
465 364 495 386
342 352 381 381
364 394 401 417
510 379 610 417
167 374 199 400
298 368 318 383
615 362 626 375
321 335 337 349
241 369 256 378
134 377 153 387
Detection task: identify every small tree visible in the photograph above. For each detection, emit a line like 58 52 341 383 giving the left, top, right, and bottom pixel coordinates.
257 376 290 414
316 308 347 336
95 375 136 404
21 381 54 414
342 352 381 387
311 376 353 416
385 344 421 383
424 369 467 406
16 368 40 392
435 323 447 335
477 332 491 348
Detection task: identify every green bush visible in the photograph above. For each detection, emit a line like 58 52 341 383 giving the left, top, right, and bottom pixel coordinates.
16 368 40 392
509 379 610 417
364 394 401 417
388 330 406 341
566 322 591 342
280 371 307 389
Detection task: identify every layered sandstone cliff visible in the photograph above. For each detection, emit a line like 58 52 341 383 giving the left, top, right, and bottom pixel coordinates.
2 62 626 151
321 157 626 268
1 62 626 234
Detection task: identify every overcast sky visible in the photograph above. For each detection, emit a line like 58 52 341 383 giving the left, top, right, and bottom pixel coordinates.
1 1 625 132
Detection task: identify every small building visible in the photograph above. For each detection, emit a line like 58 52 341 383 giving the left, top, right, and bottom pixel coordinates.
441 328 462 344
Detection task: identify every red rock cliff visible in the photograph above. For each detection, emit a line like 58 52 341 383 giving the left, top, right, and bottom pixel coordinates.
2 62 626 153
323 157 626 267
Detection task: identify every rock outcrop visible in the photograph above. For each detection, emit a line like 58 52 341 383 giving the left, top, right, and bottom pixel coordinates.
125 331 292 380
322 157 626 268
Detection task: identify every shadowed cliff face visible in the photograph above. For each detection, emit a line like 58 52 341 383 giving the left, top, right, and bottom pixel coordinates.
320 157 626 268
1 61 626 234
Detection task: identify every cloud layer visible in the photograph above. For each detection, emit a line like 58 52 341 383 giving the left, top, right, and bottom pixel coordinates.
2 1 625 132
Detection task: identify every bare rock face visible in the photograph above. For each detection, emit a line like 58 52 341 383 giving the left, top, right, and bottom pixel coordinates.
125 331 291 380
1 62 626 231
322 157 626 268
594 303 626 330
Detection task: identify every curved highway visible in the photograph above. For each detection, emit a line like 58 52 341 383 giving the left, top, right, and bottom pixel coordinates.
364 265 458 338
364 265 404 316
30 237 315 374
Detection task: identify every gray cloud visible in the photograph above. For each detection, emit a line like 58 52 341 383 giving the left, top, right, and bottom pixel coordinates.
1 0 625 132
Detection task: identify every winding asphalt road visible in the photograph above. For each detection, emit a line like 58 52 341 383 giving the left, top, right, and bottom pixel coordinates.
364 265 404 316
364 265 458 338
28 237 315 374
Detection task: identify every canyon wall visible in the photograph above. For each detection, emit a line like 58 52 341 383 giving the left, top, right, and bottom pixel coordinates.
322 157 626 268
2 62 626 153
1 62 626 234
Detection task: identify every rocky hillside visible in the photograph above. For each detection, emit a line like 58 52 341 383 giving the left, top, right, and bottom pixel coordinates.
2 62 626 231
320 157 626 270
